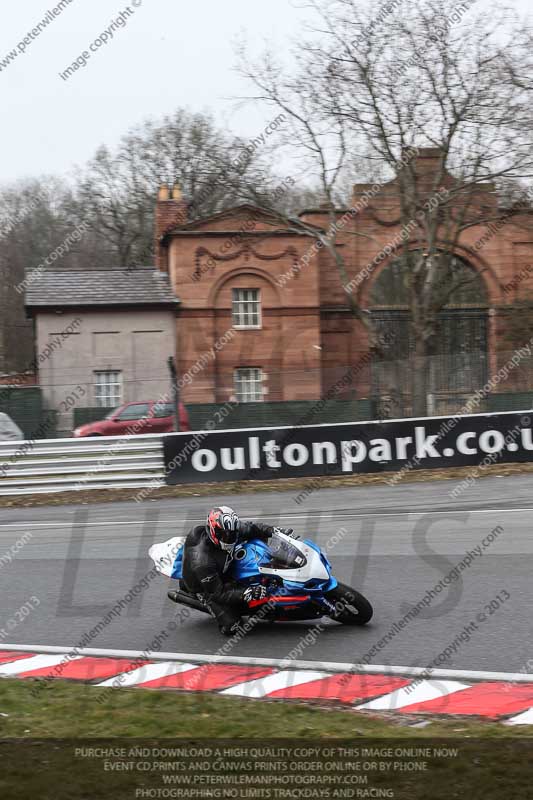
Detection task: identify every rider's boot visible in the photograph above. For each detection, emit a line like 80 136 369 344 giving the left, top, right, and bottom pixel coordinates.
218 620 242 636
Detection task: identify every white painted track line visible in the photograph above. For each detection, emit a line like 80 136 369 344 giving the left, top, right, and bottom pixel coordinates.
356 679 471 711
221 670 331 698
3 506 533 530
96 662 198 687
2 645 533 686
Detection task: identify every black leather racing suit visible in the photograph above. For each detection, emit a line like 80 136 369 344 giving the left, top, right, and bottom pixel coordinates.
181 521 274 631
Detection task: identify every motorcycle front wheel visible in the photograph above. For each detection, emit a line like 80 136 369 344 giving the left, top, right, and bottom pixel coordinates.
326 583 373 626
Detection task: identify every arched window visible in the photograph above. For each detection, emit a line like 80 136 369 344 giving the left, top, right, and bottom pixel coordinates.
370 253 488 308
369 253 488 416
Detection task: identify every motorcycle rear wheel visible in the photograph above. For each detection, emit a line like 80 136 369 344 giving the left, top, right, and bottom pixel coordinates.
326 583 373 625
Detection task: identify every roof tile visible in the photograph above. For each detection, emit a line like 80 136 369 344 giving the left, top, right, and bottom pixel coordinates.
25 269 178 307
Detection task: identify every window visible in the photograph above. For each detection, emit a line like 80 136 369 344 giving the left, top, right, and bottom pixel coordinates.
116 403 150 421
232 288 261 328
153 402 174 418
94 371 122 408
234 368 263 403
369 253 488 309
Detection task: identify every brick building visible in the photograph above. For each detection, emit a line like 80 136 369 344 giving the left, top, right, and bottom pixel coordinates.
23 148 533 432
156 150 533 416
156 189 324 405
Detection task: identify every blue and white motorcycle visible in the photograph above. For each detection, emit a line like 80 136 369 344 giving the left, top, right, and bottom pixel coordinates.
149 528 372 627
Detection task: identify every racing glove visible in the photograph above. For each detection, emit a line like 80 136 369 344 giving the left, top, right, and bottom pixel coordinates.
243 585 267 603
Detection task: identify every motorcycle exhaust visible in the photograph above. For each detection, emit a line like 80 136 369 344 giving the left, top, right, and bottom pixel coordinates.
167 590 210 614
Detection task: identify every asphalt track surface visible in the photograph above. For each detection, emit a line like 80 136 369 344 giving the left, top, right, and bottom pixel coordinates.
1 473 532 674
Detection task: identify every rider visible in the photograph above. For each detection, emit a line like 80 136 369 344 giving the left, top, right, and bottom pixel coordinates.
168 506 293 635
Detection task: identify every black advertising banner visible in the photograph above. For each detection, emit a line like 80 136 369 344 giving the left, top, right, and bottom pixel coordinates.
163 410 533 485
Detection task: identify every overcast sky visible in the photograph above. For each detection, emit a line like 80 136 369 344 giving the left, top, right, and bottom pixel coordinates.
0 0 531 185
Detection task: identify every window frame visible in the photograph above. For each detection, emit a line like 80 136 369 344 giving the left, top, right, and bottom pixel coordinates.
93 370 122 409
232 288 262 329
153 402 175 419
234 367 264 403
115 402 151 422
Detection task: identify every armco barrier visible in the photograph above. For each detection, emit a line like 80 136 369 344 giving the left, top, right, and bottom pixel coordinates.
0 434 165 496
163 410 533 484
1 410 532 497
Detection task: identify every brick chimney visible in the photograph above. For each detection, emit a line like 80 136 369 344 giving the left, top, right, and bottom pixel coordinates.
154 183 188 271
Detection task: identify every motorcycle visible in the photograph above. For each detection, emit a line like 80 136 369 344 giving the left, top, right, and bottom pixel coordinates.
149 527 373 627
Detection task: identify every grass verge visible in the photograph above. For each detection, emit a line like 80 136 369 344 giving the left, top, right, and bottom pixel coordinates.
1 676 531 739
0 679 533 798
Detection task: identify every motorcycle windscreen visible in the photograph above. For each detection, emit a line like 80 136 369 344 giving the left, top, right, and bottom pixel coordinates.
262 532 307 570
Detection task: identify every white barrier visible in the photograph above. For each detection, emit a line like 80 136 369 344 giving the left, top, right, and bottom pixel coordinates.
0 433 166 496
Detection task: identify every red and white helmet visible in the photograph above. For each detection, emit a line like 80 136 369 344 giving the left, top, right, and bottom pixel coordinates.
206 506 240 551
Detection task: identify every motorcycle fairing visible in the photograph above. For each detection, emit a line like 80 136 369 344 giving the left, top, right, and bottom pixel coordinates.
232 531 337 593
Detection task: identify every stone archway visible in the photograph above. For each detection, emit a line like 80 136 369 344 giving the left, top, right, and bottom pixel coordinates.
368 253 489 417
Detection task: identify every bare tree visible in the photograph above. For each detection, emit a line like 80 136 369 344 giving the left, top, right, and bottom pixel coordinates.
73 108 277 268
0 177 91 373
238 42 391 353
239 0 533 413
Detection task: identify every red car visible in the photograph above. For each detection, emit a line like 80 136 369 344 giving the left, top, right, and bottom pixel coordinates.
73 400 190 437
